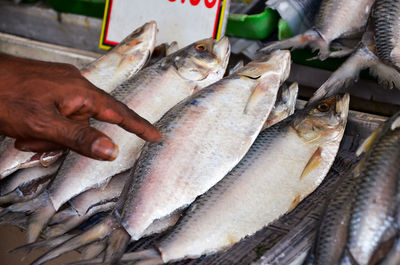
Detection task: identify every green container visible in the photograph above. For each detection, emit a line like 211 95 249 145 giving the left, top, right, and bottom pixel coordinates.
226 8 279 40
45 0 106 18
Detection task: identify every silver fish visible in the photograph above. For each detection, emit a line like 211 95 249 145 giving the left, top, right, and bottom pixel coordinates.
4 36 230 244
0 22 158 179
81 21 157 93
308 21 400 104
259 0 375 60
28 50 291 265
338 112 400 265
373 0 400 71
0 160 62 205
72 94 349 265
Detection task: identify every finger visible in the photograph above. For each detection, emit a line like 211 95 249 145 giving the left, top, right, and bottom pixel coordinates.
88 91 162 142
39 116 119 161
15 139 65 153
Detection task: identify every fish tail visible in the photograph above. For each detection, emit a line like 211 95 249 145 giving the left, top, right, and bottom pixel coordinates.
369 60 400 90
81 239 106 260
284 82 299 115
44 214 87 238
67 249 162 265
0 191 21 205
0 211 28 227
103 227 131 265
308 46 372 105
258 30 321 55
48 207 77 225
10 234 73 254
30 217 114 265
0 192 46 220
27 199 56 243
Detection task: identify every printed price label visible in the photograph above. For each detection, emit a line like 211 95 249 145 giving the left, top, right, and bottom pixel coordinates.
100 0 229 50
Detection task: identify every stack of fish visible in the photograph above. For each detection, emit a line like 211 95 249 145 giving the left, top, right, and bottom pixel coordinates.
0 7 358 265
260 0 400 104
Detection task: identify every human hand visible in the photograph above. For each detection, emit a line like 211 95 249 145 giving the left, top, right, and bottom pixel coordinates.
0 54 162 161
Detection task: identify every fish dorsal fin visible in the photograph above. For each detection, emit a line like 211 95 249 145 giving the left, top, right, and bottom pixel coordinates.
300 147 322 180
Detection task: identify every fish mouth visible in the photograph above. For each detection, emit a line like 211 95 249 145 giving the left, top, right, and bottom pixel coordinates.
213 36 231 64
335 93 350 121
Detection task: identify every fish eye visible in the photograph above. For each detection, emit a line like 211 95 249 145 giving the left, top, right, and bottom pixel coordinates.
195 44 207 52
317 103 330 112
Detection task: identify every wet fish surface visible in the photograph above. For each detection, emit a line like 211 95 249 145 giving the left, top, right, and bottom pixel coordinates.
260 0 375 59
3 36 230 244
339 112 400 265
29 50 291 265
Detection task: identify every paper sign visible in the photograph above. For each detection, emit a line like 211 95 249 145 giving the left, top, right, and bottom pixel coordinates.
100 0 229 50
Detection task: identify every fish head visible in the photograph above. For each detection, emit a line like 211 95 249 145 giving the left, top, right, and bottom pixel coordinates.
235 50 291 84
171 36 230 88
115 21 157 57
292 94 349 144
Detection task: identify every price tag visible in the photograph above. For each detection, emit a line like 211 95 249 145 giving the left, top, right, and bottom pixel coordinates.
100 0 229 50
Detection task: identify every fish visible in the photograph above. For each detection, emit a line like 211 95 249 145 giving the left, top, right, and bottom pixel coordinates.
81 21 157 93
0 160 63 205
308 20 400 104
263 82 298 130
259 0 375 60
0 138 64 179
338 111 400 265
2 36 231 244
28 49 291 265
0 22 158 179
373 0 400 71
380 236 400 265
70 94 349 265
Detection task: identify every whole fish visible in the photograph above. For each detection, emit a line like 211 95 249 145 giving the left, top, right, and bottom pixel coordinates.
72 94 349 265
29 50 291 265
373 0 400 70
308 19 400 104
0 160 62 205
259 0 375 60
0 21 158 179
338 112 400 265
3 36 230 244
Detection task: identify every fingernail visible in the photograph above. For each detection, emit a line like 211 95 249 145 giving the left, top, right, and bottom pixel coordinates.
91 137 119 161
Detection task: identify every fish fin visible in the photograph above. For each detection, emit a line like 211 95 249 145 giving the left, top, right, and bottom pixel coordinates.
228 60 244 76
369 61 400 90
44 214 87 238
103 227 131 265
0 192 46 219
81 239 106 260
0 191 22 206
27 199 56 243
258 30 320 55
300 147 322 180
48 207 77 225
308 47 372 104
10 234 73 254
0 211 28 227
244 81 270 114
30 217 114 265
166 41 179 55
356 126 382 156
283 82 298 116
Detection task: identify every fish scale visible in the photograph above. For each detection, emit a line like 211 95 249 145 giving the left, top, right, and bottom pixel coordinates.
341 114 400 265
373 0 400 70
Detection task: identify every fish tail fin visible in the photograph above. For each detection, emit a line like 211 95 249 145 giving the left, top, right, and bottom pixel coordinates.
283 82 299 116
0 211 28 227
44 214 87 238
48 207 77 225
10 234 73 255
103 227 131 265
81 239 106 260
369 61 400 89
68 249 162 265
312 37 331 61
27 199 56 243
30 217 114 265
308 46 372 105
0 192 21 205
258 30 321 55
